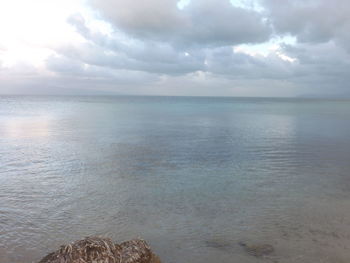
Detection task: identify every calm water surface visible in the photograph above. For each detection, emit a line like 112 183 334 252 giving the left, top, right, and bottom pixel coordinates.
1 96 350 263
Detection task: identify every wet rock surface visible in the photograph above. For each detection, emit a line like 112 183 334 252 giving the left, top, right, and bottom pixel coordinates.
38 236 161 263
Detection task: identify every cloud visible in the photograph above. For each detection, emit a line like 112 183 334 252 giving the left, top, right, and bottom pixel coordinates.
282 41 350 93
64 12 294 77
89 0 272 46
0 55 160 95
42 6 350 97
61 13 206 75
1 0 350 97
262 0 350 49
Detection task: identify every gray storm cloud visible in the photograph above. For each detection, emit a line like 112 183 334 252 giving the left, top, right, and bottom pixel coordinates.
262 0 350 46
89 0 272 46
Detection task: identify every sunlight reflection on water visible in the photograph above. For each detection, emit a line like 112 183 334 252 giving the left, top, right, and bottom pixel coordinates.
3 117 51 139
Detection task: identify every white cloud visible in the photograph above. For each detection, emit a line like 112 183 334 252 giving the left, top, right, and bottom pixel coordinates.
233 36 297 62
0 0 87 68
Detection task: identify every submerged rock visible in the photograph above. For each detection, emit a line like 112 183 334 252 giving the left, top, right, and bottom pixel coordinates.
204 238 233 251
38 236 161 263
239 241 274 257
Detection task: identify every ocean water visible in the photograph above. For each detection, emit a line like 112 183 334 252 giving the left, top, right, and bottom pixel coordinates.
1 96 350 263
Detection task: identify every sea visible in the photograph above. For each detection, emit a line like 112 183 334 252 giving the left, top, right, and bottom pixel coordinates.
1 95 350 263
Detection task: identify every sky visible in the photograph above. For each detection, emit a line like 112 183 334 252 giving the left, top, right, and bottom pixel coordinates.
0 0 349 97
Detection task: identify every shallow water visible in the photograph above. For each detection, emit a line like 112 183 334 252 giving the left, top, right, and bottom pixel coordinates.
1 96 350 263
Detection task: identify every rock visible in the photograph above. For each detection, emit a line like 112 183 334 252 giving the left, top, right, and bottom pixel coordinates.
239 241 274 257
38 236 161 263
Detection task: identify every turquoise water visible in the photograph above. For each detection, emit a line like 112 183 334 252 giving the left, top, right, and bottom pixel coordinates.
1 96 350 263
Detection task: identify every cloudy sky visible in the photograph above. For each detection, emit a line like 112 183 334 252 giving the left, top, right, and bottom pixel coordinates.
0 0 349 97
